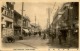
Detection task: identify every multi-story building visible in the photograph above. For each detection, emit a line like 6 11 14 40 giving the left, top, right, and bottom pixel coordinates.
1 2 15 42
50 2 79 47
14 10 22 39
51 2 79 36
23 16 30 29
14 10 31 37
1 2 31 41
22 16 31 36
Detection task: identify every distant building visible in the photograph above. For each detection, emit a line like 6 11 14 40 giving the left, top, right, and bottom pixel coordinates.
30 23 41 33
22 16 31 36
23 16 30 29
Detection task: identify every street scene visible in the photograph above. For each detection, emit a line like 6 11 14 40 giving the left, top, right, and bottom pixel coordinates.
1 2 79 49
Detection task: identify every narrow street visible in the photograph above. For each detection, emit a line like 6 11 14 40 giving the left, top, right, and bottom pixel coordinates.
2 34 77 49
2 34 49 49
1 2 79 50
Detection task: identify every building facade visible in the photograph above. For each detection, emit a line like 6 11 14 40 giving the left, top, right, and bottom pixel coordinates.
14 10 22 39
50 2 79 47
1 2 15 42
1 2 31 41
14 10 31 37
22 16 31 36
1 2 14 38
23 16 30 29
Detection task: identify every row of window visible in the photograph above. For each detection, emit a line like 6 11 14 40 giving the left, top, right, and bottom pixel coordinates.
1 21 12 29
23 21 28 28
1 7 13 18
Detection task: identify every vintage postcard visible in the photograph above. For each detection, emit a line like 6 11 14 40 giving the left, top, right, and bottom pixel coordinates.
0 0 80 51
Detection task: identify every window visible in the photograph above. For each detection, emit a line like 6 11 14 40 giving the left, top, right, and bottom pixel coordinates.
1 17 4 22
63 6 67 10
6 21 12 28
11 11 13 17
5 11 6 15
1 7 4 13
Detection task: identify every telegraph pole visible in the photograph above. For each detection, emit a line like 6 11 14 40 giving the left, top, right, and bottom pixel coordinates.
21 2 24 36
48 8 50 33
35 16 36 27
51 2 56 33
51 2 56 13
34 16 36 32
47 8 51 43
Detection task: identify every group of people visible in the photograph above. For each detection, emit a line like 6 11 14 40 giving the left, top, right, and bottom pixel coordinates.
47 31 56 44
34 31 41 36
58 29 68 44
47 28 68 45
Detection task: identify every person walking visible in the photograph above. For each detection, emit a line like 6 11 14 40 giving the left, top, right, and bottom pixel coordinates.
52 32 56 43
43 32 46 39
29 31 31 37
60 28 68 43
39 31 41 37
58 30 62 45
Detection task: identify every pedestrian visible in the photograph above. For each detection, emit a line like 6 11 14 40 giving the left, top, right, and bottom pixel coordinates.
43 33 46 39
52 32 56 43
39 31 41 37
19 35 23 40
58 30 62 44
47 31 52 44
60 29 68 43
29 32 31 37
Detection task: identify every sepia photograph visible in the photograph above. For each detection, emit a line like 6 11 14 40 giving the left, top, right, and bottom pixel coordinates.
1 1 79 49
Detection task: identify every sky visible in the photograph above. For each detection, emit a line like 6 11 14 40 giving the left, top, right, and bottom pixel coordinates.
14 2 65 30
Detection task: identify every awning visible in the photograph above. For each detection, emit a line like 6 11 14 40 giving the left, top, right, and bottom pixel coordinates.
23 29 29 33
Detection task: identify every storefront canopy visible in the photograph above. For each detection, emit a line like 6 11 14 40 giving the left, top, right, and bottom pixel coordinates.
23 29 29 33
